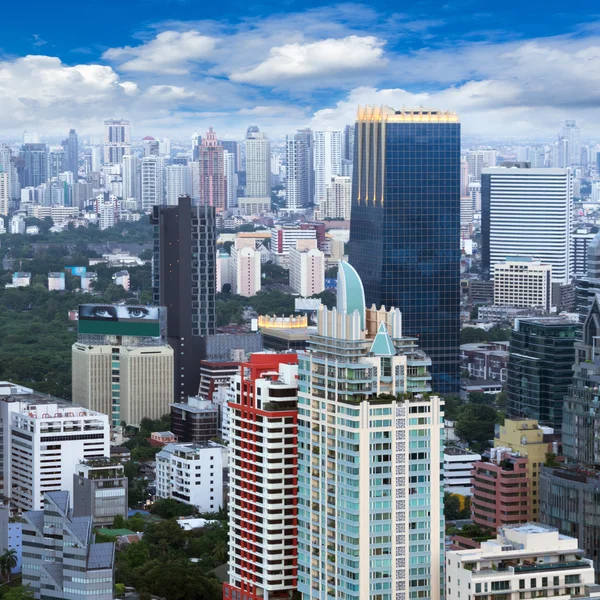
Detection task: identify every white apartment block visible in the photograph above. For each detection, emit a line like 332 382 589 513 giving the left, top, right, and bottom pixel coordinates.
48 272 65 291
98 201 116 230
466 149 497 180
141 156 165 210
446 523 599 600
483 167 572 284
493 258 552 310
72 343 174 429
122 155 140 204
238 197 271 216
313 131 342 205
231 239 261 297
0 397 109 511
443 447 481 496
165 164 192 206
0 171 8 216
315 175 351 220
289 240 325 297
246 133 271 198
156 442 224 511
104 119 131 165
270 227 317 263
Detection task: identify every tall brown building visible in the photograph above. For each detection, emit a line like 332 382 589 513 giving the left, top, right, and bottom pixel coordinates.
197 127 225 213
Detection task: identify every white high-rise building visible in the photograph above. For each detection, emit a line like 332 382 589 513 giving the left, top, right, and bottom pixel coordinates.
286 138 305 211
466 149 497 180
561 120 580 166
446 524 599 600
224 151 238 209
246 131 271 197
122 155 140 204
0 145 20 202
315 175 351 220
231 239 261 297
482 167 572 284
103 119 131 165
98 200 116 230
91 146 102 172
289 239 325 297
165 164 192 206
189 161 200 203
493 258 552 310
0 170 8 216
0 394 109 511
313 130 342 205
141 156 165 210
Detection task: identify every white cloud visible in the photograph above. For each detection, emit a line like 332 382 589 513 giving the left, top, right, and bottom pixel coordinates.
230 35 387 85
103 30 217 74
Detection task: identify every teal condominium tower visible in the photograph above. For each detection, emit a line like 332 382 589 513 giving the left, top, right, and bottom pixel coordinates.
297 262 445 600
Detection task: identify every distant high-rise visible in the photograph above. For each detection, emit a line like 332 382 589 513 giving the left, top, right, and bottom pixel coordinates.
197 128 226 213
465 149 497 180
0 170 8 216
143 136 160 157
48 149 66 179
61 128 78 180
561 120 580 166
481 166 572 284
103 119 131 165
223 150 238 208
343 123 355 162
122 154 140 204
349 106 461 393
295 128 314 203
141 156 166 210
21 143 47 187
286 131 315 211
315 175 351 220
151 196 216 400
313 130 342 204
221 140 239 171
165 164 192 206
245 130 271 198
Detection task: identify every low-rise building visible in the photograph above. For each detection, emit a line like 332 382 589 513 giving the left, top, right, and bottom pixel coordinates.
149 431 177 446
22 491 115 599
460 342 509 382
48 271 65 291
446 523 600 600
170 397 219 444
155 442 224 511
444 447 481 496
112 270 130 290
72 458 128 527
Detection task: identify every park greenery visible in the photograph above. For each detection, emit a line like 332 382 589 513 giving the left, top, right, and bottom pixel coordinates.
460 325 512 345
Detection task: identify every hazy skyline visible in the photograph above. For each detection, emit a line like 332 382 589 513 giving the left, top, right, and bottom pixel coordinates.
1 1 600 137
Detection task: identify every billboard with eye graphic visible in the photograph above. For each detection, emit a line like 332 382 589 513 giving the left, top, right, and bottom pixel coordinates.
78 304 161 337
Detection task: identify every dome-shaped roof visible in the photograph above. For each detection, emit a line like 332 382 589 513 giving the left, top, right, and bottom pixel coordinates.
337 261 366 328
143 136 156 141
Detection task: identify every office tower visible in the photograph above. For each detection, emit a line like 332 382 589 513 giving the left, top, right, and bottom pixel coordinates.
143 135 160 157
297 262 444 600
61 128 78 180
22 491 115 599
156 442 223 510
170 397 219 444
289 239 325 297
72 458 128 527
493 258 552 310
197 128 226 213
561 120 580 165
460 159 469 196
245 130 271 197
446 524 598 600
343 123 355 161
151 196 216 400
481 166 572 284
0 170 8 216
231 238 261 297
48 149 66 178
460 195 474 237
165 164 192 206
21 142 48 187
103 118 131 164
122 154 140 203
224 150 238 208
141 155 165 210
315 175 351 220
160 137 171 156
192 132 202 160
289 128 314 207
0 397 109 511
571 228 597 278
313 130 342 204
349 106 461 393
225 353 299 600
91 146 102 171
0 145 20 201
465 149 497 180
72 304 173 428
507 317 577 430
221 140 239 171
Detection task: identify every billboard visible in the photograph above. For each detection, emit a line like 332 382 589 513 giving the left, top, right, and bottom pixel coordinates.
65 266 87 277
78 304 161 337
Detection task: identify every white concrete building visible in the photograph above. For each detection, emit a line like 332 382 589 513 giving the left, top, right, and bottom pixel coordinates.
270 226 317 264
493 258 552 310
0 397 110 511
224 151 238 208
48 272 65 291
231 239 261 297
0 217 5 234
446 523 599 600
104 119 131 165
156 442 224 511
289 239 325 297
122 155 140 205
80 272 97 291
238 197 271 216
245 132 271 198
443 447 481 496
315 175 351 220
482 167 572 284
313 130 342 205
141 156 165 210
466 149 497 180
0 170 8 216
9 272 30 287
112 270 130 290
98 200 116 230
165 164 192 206
10 215 25 235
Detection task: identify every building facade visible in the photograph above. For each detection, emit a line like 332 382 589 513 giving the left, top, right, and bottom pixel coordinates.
245 131 271 198
289 240 325 297
493 258 552 311
197 128 226 213
141 155 166 210
313 130 342 205
481 166 572 284
444 448 481 496
315 175 351 221
104 119 131 165
231 238 262 297
349 106 461 393
170 397 219 444
165 164 192 206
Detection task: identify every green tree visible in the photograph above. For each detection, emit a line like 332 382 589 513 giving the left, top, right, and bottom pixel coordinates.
127 514 146 532
115 583 126 598
113 514 127 529
443 395 464 421
0 548 17 582
2 585 36 600
444 493 462 521
468 392 488 405
545 452 560 467
150 498 195 520
455 404 499 447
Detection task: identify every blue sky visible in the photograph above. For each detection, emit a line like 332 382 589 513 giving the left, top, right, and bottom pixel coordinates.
1 0 599 138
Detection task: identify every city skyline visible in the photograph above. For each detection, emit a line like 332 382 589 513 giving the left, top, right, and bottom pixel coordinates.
1 2 600 137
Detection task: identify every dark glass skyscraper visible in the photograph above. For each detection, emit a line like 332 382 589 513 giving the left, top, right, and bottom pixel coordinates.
20 143 48 187
349 107 461 393
62 129 78 181
151 195 216 400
